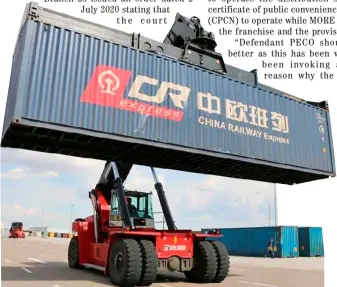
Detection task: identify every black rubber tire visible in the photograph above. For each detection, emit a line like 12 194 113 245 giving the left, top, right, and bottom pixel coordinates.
184 241 217 283
138 240 157 286
22 233 25 239
108 238 143 287
74 218 85 222
211 241 230 283
12 233 17 239
68 236 84 269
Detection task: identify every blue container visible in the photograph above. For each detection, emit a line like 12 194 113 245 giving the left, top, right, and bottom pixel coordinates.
1 3 335 185
298 227 324 257
203 226 299 258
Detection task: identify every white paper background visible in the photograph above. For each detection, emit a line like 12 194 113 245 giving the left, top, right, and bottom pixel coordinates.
0 1 335 286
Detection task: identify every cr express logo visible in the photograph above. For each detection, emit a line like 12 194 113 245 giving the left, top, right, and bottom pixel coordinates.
80 65 190 121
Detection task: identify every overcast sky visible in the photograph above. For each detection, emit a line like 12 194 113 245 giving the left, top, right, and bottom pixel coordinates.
1 148 276 230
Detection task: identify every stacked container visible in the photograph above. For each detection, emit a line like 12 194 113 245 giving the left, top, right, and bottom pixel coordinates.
298 227 324 257
203 226 299 258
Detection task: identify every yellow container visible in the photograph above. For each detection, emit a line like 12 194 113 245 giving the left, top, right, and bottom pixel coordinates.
48 232 55 238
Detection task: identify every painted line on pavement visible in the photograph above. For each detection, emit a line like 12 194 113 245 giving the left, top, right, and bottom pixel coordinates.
160 284 173 287
4 259 11 263
28 257 47 264
21 267 33 274
237 280 279 287
231 268 245 271
52 285 61 287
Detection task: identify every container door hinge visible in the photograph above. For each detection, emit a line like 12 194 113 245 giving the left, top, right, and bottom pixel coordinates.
28 2 39 20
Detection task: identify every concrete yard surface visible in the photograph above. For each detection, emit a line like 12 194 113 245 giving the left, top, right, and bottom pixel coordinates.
230 255 324 271
1 237 324 287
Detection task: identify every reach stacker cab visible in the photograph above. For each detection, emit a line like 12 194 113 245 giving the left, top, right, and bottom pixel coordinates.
110 190 155 228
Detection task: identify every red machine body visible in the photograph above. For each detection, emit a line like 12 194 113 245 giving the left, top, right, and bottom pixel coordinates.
9 222 25 239
72 188 222 276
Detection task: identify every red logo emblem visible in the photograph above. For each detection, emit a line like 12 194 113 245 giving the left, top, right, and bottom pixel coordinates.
80 65 185 121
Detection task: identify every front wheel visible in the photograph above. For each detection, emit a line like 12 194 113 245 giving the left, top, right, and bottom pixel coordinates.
138 239 157 286
108 238 143 287
211 241 230 283
68 236 84 269
184 241 217 283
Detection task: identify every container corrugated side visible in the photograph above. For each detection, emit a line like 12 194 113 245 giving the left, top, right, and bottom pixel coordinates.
279 226 299 257
1 21 29 138
299 227 324 257
203 227 299 258
310 227 324 257
1 7 335 185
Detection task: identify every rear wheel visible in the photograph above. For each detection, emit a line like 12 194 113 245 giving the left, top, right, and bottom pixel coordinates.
184 241 217 283
68 236 84 269
108 238 142 287
211 241 230 283
138 240 157 286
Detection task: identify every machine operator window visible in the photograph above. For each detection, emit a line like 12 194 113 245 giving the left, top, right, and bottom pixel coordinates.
110 194 120 216
110 191 154 219
126 196 139 217
137 194 154 219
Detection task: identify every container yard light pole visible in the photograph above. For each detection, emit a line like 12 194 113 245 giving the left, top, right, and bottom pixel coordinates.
40 209 44 230
70 204 74 233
